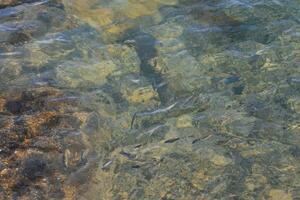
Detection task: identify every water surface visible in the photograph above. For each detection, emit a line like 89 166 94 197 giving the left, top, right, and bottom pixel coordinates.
0 0 299 199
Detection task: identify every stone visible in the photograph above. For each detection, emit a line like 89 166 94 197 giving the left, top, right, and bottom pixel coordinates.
84 90 118 117
0 98 6 112
245 175 267 191
56 60 117 88
24 111 57 137
62 0 178 41
0 0 20 8
227 116 256 137
176 114 193 128
288 97 300 114
154 50 210 94
0 59 22 83
268 189 292 200
148 20 184 41
5 100 23 114
210 153 232 167
106 44 140 75
191 170 211 190
183 25 230 53
124 86 158 104
22 156 47 181
23 43 51 69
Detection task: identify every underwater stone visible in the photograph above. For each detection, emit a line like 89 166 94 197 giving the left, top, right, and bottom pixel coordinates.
154 50 210 93
0 20 47 45
176 114 193 128
183 25 230 52
0 97 5 112
84 90 118 117
268 189 293 200
0 0 20 8
147 20 184 40
244 174 267 191
244 96 270 119
0 59 22 83
24 111 57 137
124 86 159 104
232 84 245 95
154 38 186 55
115 74 159 107
5 100 23 114
22 156 47 181
23 43 51 69
62 0 178 42
106 44 140 74
56 60 117 88
288 77 300 90
288 97 300 113
120 79 157 104
210 154 232 166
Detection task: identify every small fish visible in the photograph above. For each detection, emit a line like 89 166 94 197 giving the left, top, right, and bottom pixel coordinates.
192 138 201 144
120 151 135 159
131 165 140 169
130 94 209 129
223 76 240 85
164 137 180 144
134 144 142 148
102 160 113 170
130 102 178 129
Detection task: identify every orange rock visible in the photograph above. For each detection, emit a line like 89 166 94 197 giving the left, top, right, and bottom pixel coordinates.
63 185 76 200
24 111 57 137
0 0 20 7
0 98 5 112
23 138 31 146
13 149 28 159
268 189 293 200
73 112 89 124
1 117 14 129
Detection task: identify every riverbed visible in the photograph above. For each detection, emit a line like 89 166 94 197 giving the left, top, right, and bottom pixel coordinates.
0 0 299 199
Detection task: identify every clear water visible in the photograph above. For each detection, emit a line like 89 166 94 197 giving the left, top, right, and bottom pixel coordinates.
0 0 299 199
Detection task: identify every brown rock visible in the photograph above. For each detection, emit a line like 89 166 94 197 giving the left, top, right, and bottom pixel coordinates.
0 98 5 112
0 0 20 8
24 111 57 137
268 189 292 200
176 114 193 128
63 185 76 200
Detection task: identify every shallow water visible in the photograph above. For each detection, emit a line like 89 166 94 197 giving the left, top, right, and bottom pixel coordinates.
0 0 299 199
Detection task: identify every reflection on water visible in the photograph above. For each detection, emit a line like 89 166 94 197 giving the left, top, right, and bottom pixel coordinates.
0 0 300 199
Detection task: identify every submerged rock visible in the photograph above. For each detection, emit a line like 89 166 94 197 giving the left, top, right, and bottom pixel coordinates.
1 0 300 199
56 60 117 88
288 97 300 114
0 0 20 8
62 0 178 42
268 189 293 200
154 50 211 94
22 155 47 181
175 114 193 128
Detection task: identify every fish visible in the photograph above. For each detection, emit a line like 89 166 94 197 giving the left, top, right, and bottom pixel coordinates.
131 94 209 129
164 137 180 143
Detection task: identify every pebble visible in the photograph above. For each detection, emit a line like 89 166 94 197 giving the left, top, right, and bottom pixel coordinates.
268 189 292 200
0 98 5 112
210 154 232 166
22 156 47 181
176 114 193 128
